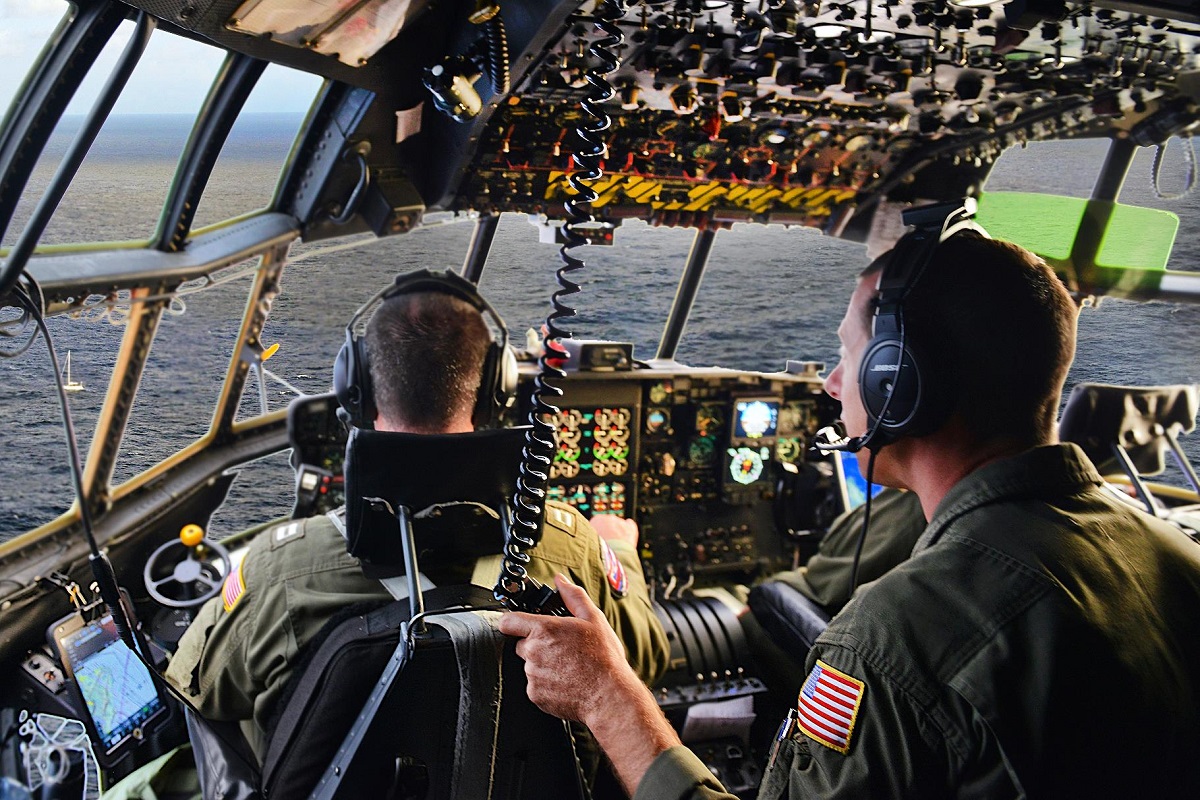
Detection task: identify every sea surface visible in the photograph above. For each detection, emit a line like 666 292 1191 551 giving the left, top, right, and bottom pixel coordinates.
1 113 1198 541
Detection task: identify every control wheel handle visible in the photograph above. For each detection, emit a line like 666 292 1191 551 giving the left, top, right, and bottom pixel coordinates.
143 529 233 609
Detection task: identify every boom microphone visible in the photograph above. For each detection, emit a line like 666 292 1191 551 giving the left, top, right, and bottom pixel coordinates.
812 423 866 454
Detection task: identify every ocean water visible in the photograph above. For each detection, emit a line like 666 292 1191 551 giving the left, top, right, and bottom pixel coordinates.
0 114 1197 541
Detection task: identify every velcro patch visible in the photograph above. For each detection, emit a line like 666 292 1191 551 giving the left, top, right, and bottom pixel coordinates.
796 660 865 754
269 521 305 550
599 539 627 597
222 560 247 613
546 506 576 535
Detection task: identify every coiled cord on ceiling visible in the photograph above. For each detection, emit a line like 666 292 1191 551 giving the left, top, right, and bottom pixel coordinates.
495 0 626 611
483 16 511 95
1152 135 1196 200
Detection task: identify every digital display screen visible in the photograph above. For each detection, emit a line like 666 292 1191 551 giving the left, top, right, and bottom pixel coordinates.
732 399 780 440
840 451 885 510
59 615 164 751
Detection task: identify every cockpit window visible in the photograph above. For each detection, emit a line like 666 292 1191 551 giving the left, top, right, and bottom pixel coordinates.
479 216 680 364
110 266 260 486
190 64 322 231
0 314 125 539
2 18 226 248
0 0 69 118
676 224 854 373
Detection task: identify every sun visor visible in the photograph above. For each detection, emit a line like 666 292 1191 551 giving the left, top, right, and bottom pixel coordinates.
226 0 430 67
975 192 1184 298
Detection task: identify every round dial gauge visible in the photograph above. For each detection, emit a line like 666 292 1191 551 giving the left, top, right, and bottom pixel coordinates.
689 435 716 467
728 446 768 485
646 408 669 434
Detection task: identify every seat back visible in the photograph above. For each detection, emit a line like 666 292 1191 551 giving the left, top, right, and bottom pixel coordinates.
342 426 531 578
261 596 583 799
258 425 584 799
1059 383 1200 516
1059 383 1197 476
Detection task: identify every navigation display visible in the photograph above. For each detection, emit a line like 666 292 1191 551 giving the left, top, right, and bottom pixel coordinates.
54 614 165 754
732 399 780 440
839 451 885 510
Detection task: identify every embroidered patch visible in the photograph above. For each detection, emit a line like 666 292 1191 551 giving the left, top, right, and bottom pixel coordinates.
599 539 627 596
796 660 865 754
222 560 247 613
547 505 576 535
269 521 304 550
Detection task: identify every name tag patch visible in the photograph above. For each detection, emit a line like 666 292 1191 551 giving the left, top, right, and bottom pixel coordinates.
270 521 305 550
796 660 865 754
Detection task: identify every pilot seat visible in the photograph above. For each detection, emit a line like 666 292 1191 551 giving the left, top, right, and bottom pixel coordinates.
190 424 589 800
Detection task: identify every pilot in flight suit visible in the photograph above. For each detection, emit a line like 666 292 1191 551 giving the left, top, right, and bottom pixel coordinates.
768 486 925 615
499 232 1200 799
165 276 668 761
166 501 663 761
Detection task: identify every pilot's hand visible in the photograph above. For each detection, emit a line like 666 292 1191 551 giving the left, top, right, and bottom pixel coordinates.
590 515 639 548
500 574 684 795
498 574 635 726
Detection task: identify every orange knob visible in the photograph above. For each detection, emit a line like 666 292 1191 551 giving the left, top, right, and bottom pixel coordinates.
180 524 205 548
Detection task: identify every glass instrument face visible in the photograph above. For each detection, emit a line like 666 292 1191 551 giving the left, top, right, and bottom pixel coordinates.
727 446 769 485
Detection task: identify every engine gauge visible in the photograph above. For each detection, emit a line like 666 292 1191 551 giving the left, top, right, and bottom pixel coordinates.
776 437 803 463
696 404 724 434
648 382 672 404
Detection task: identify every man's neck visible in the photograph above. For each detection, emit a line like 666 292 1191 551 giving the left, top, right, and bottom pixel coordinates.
892 426 1039 521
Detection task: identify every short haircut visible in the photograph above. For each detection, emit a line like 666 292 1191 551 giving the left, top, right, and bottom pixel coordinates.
365 291 492 432
863 232 1078 447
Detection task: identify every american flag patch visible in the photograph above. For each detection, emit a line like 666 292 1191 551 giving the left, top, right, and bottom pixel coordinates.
222 560 247 613
797 660 865 754
599 539 627 597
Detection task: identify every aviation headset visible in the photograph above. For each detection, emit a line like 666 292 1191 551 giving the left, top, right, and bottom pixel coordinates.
332 269 518 430
842 199 991 453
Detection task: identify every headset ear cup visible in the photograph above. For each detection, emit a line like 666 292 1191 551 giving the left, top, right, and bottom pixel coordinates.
473 342 518 428
333 330 375 429
858 336 924 440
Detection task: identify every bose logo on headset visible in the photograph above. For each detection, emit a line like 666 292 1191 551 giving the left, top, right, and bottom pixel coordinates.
815 198 990 454
332 268 518 430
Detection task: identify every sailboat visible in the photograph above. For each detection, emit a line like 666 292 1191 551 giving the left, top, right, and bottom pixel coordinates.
62 351 83 393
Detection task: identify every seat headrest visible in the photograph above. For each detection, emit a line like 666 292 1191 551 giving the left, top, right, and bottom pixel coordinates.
343 426 531 576
1058 383 1198 476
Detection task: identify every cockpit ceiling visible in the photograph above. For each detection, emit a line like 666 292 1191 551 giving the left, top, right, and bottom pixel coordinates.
116 0 1198 226
455 0 1198 226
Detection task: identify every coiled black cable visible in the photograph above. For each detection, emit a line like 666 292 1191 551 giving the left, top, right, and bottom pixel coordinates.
483 16 511 95
495 0 626 610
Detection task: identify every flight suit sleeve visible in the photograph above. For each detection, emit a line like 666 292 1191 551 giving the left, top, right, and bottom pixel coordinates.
633 746 739 800
164 532 292 727
583 527 670 687
754 642 957 800
529 503 670 686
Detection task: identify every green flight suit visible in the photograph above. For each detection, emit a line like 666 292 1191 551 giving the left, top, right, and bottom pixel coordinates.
771 487 925 614
166 500 667 760
634 444 1200 799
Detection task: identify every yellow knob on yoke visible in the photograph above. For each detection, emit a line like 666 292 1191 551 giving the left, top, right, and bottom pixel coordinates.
180 524 205 548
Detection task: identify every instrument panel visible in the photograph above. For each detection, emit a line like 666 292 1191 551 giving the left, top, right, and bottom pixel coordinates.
286 364 845 588
521 364 844 588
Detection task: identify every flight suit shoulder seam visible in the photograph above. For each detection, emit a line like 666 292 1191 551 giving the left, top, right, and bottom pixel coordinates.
818 639 971 764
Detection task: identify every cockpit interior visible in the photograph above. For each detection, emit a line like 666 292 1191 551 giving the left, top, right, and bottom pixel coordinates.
0 0 1198 795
